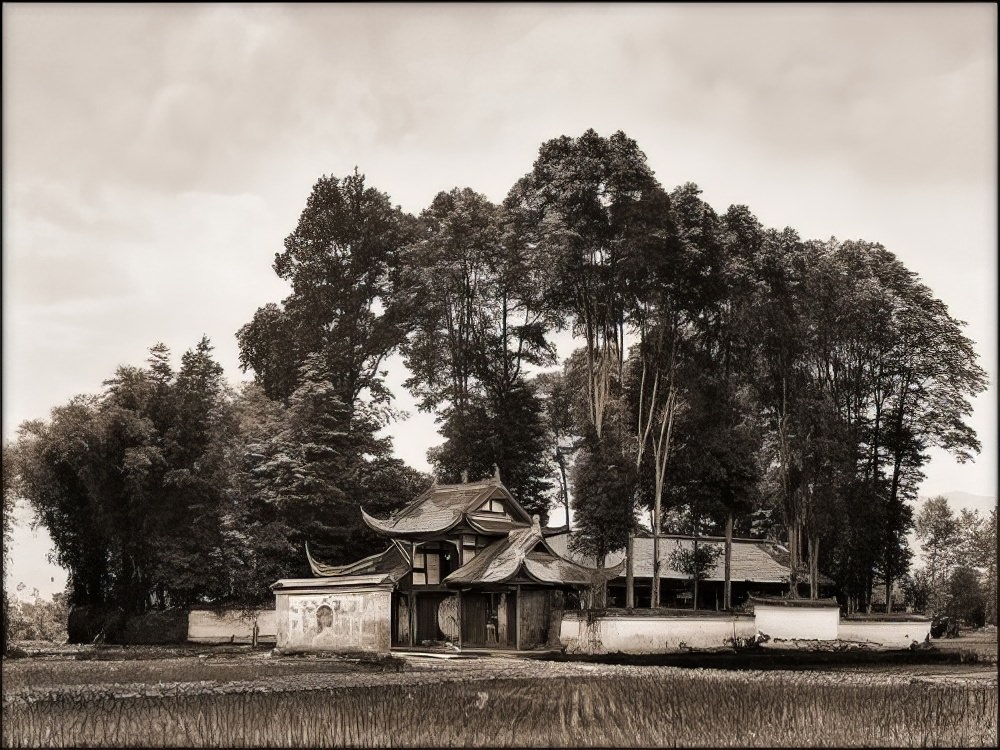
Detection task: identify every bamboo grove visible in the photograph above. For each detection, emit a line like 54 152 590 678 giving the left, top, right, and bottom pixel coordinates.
6 129 986 627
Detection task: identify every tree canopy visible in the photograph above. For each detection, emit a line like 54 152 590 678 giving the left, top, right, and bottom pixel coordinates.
7 129 989 624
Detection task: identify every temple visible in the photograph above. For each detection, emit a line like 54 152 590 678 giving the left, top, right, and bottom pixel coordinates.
271 470 620 653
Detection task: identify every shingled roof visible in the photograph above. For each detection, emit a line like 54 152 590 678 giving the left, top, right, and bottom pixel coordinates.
444 519 623 588
546 533 832 585
360 477 532 537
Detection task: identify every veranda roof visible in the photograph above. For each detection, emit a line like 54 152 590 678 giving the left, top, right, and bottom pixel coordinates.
444 521 623 588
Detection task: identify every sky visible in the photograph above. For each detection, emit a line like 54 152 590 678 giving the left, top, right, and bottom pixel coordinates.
3 3 997 599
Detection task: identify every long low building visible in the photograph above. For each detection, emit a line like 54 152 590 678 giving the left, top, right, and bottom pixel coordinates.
545 532 834 609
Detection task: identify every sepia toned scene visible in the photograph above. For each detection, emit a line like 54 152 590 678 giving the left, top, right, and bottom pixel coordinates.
3 3 996 748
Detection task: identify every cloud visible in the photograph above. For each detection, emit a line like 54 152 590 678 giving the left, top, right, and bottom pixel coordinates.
2 180 291 435
613 4 995 188
3 2 995 499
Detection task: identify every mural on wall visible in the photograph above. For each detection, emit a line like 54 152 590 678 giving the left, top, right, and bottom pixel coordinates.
282 591 389 651
313 604 338 648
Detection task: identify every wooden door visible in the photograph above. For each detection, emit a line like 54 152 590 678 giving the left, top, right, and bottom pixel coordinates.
416 594 446 643
392 593 410 646
503 592 517 648
518 589 550 650
461 594 489 646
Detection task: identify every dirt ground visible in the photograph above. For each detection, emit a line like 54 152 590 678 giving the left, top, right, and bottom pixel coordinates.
4 638 995 748
928 625 998 661
3 628 996 701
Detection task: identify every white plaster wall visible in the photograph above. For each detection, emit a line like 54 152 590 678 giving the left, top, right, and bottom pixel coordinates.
559 609 928 654
560 614 756 655
257 610 276 638
755 604 839 642
188 609 276 644
275 590 391 653
838 620 931 649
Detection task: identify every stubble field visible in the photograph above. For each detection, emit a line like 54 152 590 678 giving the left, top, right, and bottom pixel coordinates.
2 640 997 748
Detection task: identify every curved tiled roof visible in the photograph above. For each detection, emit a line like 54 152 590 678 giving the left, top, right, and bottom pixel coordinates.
444 522 623 588
361 479 532 537
305 543 409 582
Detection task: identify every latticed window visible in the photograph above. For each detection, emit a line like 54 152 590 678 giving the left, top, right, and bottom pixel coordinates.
478 497 506 514
412 544 455 585
461 534 489 564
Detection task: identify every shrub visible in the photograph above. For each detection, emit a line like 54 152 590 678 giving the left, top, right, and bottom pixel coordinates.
123 608 189 644
67 605 126 644
948 566 986 628
6 590 69 643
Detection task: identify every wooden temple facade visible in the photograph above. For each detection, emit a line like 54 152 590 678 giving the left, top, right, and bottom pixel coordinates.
283 471 619 652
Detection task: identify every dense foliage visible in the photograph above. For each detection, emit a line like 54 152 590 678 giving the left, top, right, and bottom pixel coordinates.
3 442 16 650
6 128 987 620
904 496 996 624
5 588 69 643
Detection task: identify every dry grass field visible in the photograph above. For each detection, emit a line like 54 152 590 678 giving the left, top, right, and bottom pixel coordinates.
3 639 997 748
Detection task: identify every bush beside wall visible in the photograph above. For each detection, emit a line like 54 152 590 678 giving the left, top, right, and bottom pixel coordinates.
67 606 189 645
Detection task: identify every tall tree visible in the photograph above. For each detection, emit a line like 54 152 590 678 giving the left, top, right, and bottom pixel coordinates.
236 171 426 571
508 130 683 605
150 337 238 607
403 187 557 518
14 339 240 619
237 170 417 407
532 370 581 528
505 129 666 439
914 496 960 613
15 399 112 612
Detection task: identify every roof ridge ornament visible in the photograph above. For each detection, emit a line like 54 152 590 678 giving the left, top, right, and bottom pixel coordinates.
491 463 501 484
461 469 469 484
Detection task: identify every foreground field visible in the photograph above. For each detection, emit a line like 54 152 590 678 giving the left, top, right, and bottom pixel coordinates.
3 644 997 748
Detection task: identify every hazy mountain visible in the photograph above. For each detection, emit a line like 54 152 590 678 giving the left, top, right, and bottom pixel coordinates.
916 491 996 518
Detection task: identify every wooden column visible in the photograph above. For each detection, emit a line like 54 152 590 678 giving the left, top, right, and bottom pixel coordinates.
409 592 416 648
408 540 416 648
456 589 463 651
515 584 521 651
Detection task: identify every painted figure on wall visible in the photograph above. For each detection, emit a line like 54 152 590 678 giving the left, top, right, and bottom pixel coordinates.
312 604 339 648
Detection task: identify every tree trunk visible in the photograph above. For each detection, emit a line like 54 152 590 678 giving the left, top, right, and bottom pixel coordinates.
626 532 634 609
652 526 660 608
557 451 570 530
724 512 733 610
594 553 607 609
787 522 800 598
692 536 699 611
808 535 819 600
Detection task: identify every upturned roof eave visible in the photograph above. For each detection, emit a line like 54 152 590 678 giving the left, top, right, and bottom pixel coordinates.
306 542 389 577
360 507 465 538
